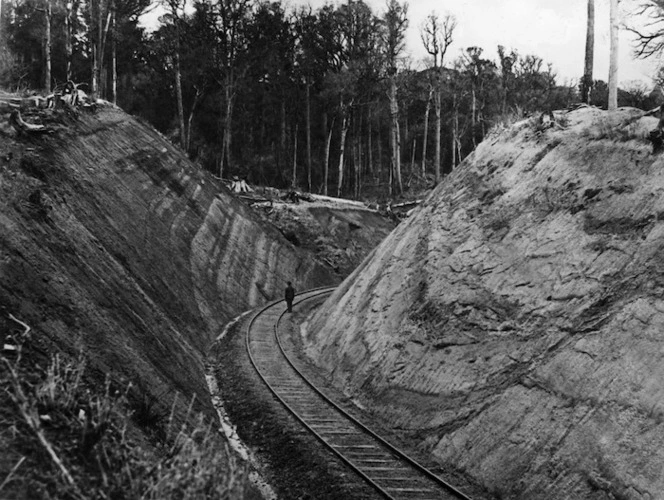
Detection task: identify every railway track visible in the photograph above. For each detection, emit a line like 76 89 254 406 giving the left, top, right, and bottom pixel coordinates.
246 288 472 500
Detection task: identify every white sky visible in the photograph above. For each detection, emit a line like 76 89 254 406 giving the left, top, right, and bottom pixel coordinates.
288 0 663 89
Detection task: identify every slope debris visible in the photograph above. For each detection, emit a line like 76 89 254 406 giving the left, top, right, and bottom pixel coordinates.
306 106 664 499
251 195 397 276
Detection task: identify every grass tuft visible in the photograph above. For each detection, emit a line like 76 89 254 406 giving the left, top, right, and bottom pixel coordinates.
0 315 249 499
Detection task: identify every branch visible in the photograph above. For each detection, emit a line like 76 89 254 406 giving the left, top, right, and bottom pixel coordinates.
8 314 31 336
0 457 26 493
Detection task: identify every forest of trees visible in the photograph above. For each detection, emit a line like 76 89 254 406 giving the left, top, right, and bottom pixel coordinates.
1 0 662 199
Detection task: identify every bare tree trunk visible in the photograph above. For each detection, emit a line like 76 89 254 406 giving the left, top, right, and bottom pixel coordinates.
292 123 298 188
354 137 360 199
434 89 441 183
306 82 312 192
92 0 103 96
324 125 333 196
367 110 374 178
394 119 402 194
337 111 348 198
410 138 416 178
174 51 186 149
65 0 72 81
186 87 203 151
471 87 477 147
388 77 402 194
111 5 117 104
582 0 595 104
92 43 97 97
454 107 461 167
44 0 51 92
377 125 383 183
280 98 287 160
421 87 431 177
91 0 111 98
222 88 233 175
608 0 619 110
452 96 458 168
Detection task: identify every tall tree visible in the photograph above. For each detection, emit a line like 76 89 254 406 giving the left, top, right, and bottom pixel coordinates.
608 0 619 110
420 83 431 177
294 7 318 192
65 0 73 81
210 0 251 177
330 0 377 197
420 12 455 183
162 0 186 149
41 0 52 91
497 45 516 114
582 0 594 103
33 0 52 91
382 0 408 195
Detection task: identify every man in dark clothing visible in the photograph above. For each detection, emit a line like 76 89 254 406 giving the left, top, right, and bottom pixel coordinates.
285 281 296 312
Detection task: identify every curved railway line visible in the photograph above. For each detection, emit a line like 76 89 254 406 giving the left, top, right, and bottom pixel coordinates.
246 288 473 500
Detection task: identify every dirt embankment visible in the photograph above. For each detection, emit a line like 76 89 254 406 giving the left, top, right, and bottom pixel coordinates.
306 107 664 499
253 198 396 276
0 105 345 492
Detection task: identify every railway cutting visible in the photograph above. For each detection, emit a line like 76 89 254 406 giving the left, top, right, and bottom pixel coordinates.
246 288 473 500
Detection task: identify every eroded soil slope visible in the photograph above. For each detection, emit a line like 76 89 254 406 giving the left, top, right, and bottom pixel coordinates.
254 197 396 276
306 107 664 499
0 105 338 488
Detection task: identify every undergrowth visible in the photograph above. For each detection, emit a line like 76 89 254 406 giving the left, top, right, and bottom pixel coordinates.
583 115 650 142
0 314 248 499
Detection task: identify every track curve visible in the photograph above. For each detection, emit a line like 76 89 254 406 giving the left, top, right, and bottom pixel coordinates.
246 288 473 500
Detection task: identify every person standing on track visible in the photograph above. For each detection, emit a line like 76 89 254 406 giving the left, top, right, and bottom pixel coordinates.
285 281 296 313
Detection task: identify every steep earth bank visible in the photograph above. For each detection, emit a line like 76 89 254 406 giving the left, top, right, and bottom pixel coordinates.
306 107 664 499
0 104 360 493
252 195 396 275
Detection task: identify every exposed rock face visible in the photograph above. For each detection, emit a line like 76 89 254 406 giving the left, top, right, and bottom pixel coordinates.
0 106 336 422
307 107 664 499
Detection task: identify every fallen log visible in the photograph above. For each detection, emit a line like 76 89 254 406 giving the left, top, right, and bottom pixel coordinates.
391 199 423 210
9 110 50 135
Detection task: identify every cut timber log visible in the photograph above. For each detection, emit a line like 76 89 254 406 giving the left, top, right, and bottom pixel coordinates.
391 199 423 209
9 110 49 135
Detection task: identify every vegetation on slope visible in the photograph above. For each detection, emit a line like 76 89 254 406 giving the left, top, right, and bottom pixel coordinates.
1 316 251 499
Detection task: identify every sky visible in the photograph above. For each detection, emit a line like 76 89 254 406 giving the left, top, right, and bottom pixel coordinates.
141 0 664 89
288 0 663 89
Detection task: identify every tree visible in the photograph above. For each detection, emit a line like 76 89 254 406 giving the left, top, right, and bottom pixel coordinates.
36 0 52 92
420 12 455 183
65 0 73 81
294 7 318 192
608 0 619 110
212 0 251 177
629 0 664 57
162 0 186 149
382 0 408 195
462 47 497 147
497 45 516 114
582 0 594 104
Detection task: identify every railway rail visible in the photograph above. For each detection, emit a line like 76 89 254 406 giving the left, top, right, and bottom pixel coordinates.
246 288 472 500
